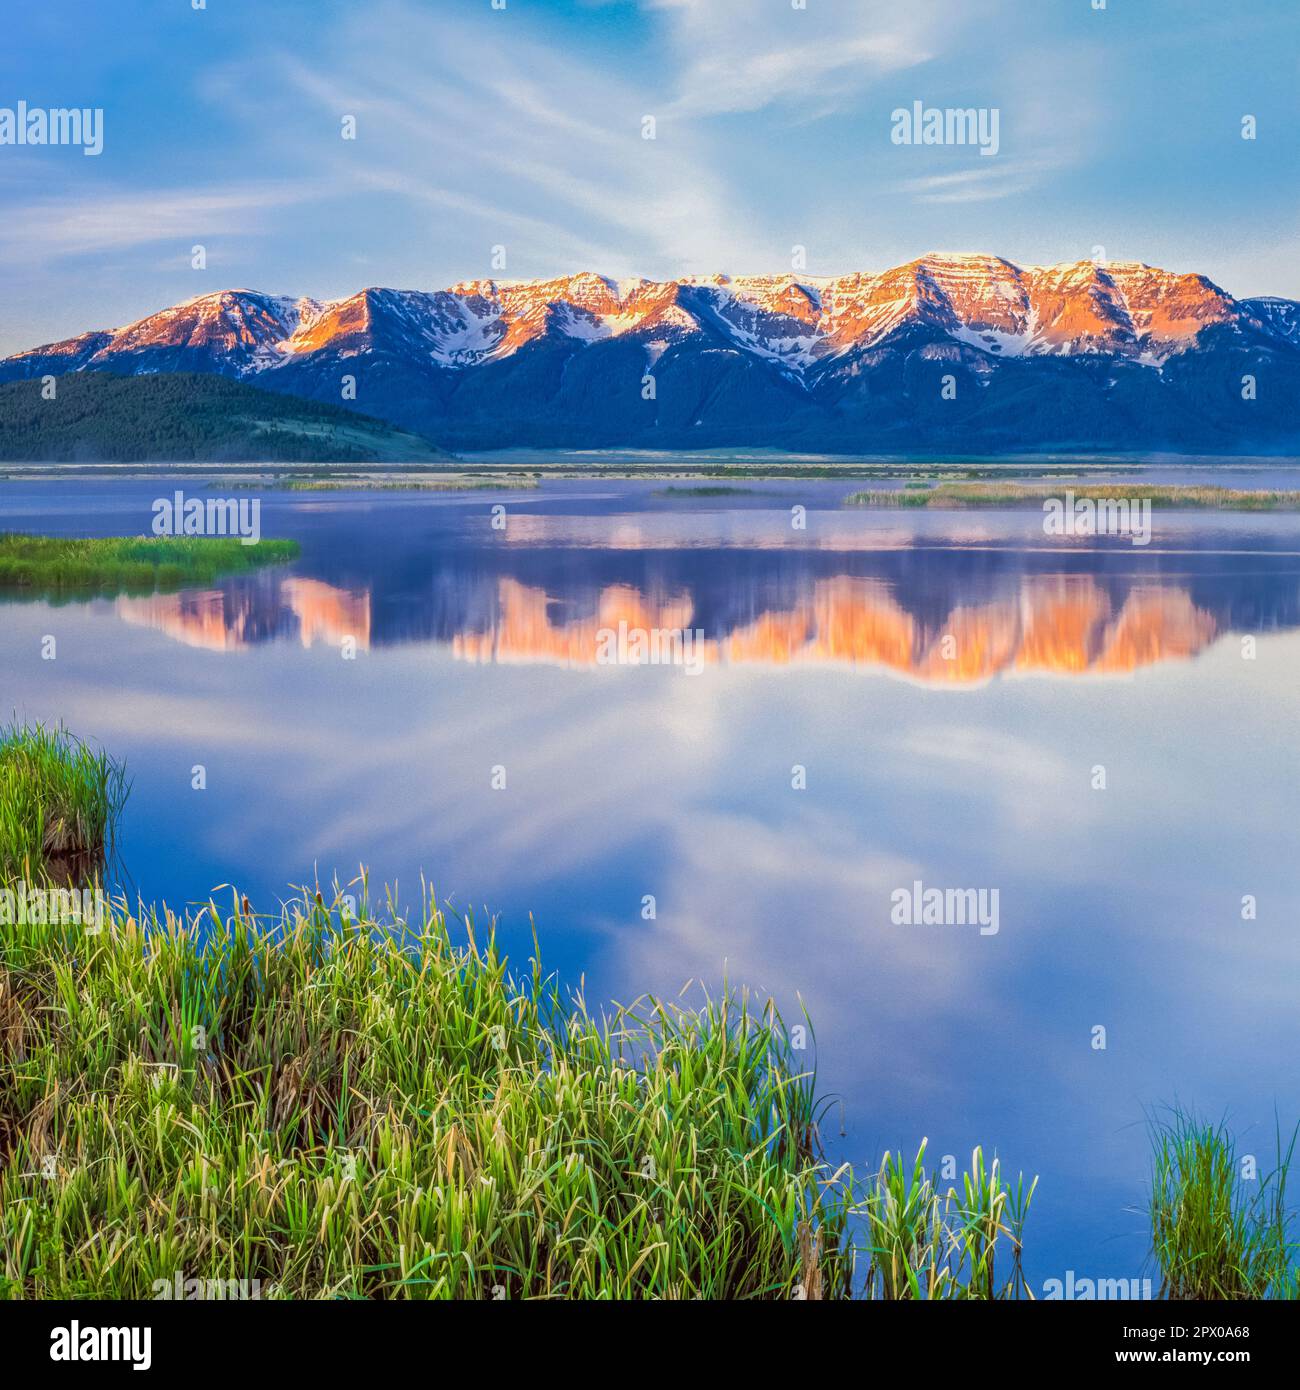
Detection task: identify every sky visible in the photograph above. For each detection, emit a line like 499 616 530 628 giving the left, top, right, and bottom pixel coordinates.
1 0 1298 355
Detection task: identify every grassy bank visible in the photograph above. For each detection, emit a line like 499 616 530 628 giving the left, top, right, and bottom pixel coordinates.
0 885 859 1299
0 732 1025 1300
0 723 126 885
0 879 1057 1300
0 533 299 600
844 483 1300 510
5 884 1298 1299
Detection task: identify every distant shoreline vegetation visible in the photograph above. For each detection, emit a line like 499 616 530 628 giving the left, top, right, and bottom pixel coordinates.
269 475 537 492
0 532 299 600
4 455 1295 485
844 483 1300 510
652 484 762 496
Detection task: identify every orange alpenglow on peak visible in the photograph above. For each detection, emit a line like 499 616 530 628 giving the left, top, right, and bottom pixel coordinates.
5 255 1255 373
4 253 1296 453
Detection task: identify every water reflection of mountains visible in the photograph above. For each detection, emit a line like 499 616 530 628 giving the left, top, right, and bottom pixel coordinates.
116 546 1300 684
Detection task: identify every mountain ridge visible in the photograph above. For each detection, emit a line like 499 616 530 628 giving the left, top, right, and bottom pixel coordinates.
4 254 1298 454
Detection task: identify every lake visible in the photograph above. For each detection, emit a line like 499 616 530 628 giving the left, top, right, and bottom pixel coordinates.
4 470 1299 1292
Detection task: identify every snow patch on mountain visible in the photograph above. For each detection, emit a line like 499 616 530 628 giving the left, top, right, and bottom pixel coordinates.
6 257 1298 388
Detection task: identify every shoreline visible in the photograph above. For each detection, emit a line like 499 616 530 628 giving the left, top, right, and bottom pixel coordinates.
4 450 1300 487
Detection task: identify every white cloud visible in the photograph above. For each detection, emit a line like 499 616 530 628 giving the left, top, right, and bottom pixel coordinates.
0 182 326 267
224 4 775 280
896 161 1045 205
644 0 951 116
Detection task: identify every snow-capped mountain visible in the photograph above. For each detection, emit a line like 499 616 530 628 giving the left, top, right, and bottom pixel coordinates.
5 254 1299 453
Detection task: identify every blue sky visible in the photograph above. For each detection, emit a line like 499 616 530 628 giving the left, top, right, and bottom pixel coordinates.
1 0 1297 354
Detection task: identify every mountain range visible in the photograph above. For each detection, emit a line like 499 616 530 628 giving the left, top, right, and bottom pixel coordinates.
4 253 1299 454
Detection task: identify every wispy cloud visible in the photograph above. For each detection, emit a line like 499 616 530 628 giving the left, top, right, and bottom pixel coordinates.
0 181 325 267
4 0 1298 351
203 3 776 281
896 160 1048 205
645 0 960 117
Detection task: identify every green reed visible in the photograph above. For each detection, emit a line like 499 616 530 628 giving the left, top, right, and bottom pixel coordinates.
0 533 299 600
860 1139 1035 1299
1149 1108 1298 1299
0 882 857 1299
9 732 1298 1300
0 722 126 885
844 483 1300 510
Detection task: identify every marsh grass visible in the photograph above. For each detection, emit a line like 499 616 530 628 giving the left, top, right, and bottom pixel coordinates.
844 483 1300 510
0 722 126 885
0 882 862 1299
652 486 761 497
1149 1109 1298 1299
277 477 537 492
860 1140 1035 1299
8 728 1288 1301
0 533 299 600
7 865 1292 1300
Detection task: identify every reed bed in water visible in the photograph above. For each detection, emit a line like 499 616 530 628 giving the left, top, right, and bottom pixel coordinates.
1149 1109 1299 1300
862 1140 1035 1300
843 483 1300 509
275 478 534 491
0 533 299 598
0 722 126 884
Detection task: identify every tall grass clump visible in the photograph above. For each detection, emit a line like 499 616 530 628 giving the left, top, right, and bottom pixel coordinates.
0 884 855 1299
0 533 299 600
0 721 126 885
1149 1109 1298 1299
860 1139 1035 1298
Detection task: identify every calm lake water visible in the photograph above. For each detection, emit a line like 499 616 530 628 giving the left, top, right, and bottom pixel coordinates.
4 471 1300 1291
